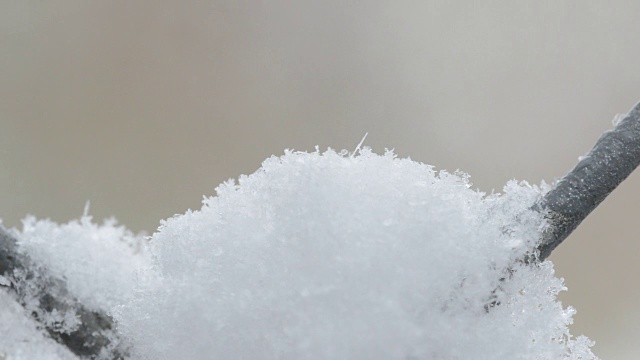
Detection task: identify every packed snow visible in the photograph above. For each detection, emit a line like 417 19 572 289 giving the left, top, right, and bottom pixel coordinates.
0 148 597 359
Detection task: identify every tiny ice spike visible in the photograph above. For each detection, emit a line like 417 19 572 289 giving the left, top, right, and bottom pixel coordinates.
113 148 596 360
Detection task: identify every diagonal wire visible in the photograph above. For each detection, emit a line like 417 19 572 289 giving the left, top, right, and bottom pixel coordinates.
535 102 640 260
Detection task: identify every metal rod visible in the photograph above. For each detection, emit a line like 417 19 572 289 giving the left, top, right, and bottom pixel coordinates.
536 101 640 260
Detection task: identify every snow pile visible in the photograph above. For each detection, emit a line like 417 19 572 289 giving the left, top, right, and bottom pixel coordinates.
0 148 597 359
109 148 596 359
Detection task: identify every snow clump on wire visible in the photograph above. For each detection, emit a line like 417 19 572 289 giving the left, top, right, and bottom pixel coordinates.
2 148 597 359
117 148 596 359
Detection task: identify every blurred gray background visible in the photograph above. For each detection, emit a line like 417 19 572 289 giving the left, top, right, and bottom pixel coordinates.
1 1 639 358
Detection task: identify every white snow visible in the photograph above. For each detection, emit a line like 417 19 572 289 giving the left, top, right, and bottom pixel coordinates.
16 215 150 313
0 148 597 359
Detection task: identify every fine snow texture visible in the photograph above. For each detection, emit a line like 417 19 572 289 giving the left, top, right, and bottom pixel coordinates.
16 215 150 314
1 215 149 358
0 290 79 360
109 148 596 360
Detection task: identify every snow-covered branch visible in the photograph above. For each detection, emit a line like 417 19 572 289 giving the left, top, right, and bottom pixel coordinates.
0 226 124 358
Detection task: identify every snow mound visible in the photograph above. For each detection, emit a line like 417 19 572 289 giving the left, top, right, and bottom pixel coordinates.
112 148 597 360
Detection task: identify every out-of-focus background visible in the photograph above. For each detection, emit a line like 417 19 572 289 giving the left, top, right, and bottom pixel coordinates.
1 1 638 358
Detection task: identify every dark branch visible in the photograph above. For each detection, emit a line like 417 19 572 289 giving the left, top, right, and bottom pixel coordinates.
535 102 640 260
0 226 125 358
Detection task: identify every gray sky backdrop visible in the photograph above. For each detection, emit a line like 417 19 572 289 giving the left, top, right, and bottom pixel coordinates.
1 1 639 358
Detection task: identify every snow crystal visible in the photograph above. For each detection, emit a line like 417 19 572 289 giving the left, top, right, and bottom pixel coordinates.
110 148 597 360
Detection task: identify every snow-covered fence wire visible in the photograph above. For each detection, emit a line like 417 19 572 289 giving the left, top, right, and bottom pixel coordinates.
0 101 639 359
0 225 126 359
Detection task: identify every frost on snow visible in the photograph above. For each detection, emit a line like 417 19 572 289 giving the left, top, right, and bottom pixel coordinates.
1 148 597 359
